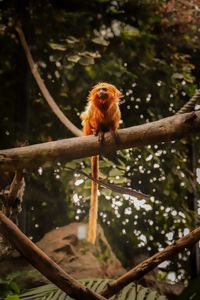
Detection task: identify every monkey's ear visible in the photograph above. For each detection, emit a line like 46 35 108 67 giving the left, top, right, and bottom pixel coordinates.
115 89 124 100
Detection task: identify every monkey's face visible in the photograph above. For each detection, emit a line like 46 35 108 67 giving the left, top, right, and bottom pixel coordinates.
88 82 123 110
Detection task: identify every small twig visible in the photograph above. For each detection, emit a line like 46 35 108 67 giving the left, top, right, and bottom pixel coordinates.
65 166 151 201
15 21 82 137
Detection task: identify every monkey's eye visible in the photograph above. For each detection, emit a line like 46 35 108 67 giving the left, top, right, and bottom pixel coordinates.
98 87 107 92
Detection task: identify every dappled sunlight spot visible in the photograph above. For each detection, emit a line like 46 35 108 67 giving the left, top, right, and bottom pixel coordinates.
153 163 160 169
122 228 126 235
73 194 80 204
196 168 200 183
124 207 132 215
38 167 43 175
146 93 151 102
183 228 190 236
139 165 145 173
171 210 178 217
166 232 173 241
124 195 153 211
138 235 147 247
146 154 153 161
75 179 84 186
126 165 131 171
150 196 155 202
155 149 163 156
125 89 133 96
74 172 80 178
159 260 170 268
166 272 176 282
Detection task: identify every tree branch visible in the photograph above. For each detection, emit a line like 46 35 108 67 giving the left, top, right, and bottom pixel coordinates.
101 225 200 298
0 211 106 300
66 167 151 201
0 111 200 171
15 21 82 137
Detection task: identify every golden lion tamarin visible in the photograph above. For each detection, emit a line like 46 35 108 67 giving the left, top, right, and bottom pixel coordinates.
81 82 122 244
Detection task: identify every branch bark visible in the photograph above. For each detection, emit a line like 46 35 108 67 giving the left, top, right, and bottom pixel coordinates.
0 111 200 171
101 225 200 298
15 21 82 137
0 111 199 171
0 211 106 300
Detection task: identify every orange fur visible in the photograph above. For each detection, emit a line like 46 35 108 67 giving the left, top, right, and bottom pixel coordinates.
81 83 122 243
81 82 122 137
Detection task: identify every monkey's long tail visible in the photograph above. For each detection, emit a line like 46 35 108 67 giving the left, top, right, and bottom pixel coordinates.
87 155 99 244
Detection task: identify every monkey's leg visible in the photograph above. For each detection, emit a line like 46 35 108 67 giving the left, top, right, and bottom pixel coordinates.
110 128 120 144
98 131 105 142
87 155 99 244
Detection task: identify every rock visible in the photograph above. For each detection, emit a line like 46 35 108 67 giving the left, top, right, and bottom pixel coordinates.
0 222 126 288
37 222 126 279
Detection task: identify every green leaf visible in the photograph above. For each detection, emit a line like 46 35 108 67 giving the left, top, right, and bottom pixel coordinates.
136 287 148 300
9 282 20 294
177 276 200 300
121 25 140 39
146 291 158 300
79 56 94 65
109 168 124 177
171 73 184 80
49 43 66 51
78 51 101 58
65 36 79 44
101 188 112 197
92 37 110 46
20 281 166 300
5 296 20 300
67 55 80 63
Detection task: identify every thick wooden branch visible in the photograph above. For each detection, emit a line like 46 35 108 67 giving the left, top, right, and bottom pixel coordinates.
0 111 200 171
0 211 106 300
101 225 200 298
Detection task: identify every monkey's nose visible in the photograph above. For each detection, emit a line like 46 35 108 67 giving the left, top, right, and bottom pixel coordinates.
98 91 108 99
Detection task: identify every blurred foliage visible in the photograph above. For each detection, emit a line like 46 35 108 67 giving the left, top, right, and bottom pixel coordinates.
20 280 167 300
0 0 200 290
177 275 200 300
0 272 21 300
